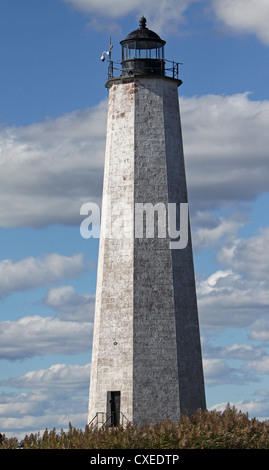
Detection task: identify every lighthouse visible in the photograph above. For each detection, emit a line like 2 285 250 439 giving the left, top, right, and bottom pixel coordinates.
88 17 206 427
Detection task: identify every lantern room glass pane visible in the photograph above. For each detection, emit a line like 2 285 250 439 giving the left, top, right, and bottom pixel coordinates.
127 42 136 59
122 40 164 60
122 44 127 60
157 44 164 59
139 48 147 58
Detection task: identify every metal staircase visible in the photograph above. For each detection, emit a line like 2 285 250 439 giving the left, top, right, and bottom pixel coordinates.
88 411 130 430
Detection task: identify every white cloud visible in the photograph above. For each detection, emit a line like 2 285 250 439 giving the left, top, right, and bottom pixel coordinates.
202 336 266 365
210 399 269 420
0 253 85 296
212 0 269 45
44 285 95 322
223 344 265 361
197 269 269 330
195 226 269 331
203 358 231 385
0 409 88 438
181 93 269 210
0 392 46 418
197 270 235 295
247 357 269 375
1 93 269 228
0 363 90 437
217 227 269 280
0 101 107 228
0 315 92 359
192 211 248 250
203 358 249 385
1 363 91 390
248 319 269 341
62 0 269 45
61 0 196 32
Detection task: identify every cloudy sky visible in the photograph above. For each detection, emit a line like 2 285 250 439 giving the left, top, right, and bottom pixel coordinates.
1 0 269 438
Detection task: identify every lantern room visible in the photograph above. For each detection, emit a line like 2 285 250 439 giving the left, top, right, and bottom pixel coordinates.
120 16 166 77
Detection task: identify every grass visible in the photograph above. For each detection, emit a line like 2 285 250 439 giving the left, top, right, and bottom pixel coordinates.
1 405 269 449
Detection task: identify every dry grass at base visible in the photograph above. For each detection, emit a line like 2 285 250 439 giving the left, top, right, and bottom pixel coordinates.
1 405 269 449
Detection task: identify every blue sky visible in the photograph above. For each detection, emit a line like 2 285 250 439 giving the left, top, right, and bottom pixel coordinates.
1 0 269 438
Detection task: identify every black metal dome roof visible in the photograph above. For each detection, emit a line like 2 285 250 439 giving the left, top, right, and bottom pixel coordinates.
120 16 166 45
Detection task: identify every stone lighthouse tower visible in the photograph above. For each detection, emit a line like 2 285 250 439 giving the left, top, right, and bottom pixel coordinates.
88 17 206 427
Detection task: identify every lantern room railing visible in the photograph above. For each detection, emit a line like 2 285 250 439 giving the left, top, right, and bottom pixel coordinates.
106 58 183 83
